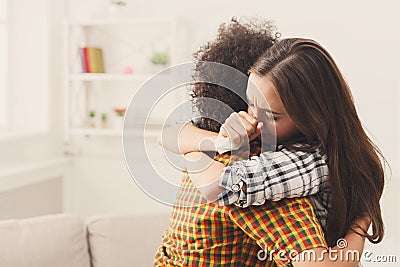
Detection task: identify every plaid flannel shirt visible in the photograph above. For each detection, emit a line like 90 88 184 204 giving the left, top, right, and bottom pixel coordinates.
218 144 331 231
154 150 327 267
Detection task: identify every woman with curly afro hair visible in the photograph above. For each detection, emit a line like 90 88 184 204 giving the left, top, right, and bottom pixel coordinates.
155 18 370 267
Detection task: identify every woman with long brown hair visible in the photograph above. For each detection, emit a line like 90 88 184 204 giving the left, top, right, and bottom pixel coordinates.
247 38 385 246
162 37 386 265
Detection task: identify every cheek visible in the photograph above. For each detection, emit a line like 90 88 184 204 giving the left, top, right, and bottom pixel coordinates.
275 119 299 142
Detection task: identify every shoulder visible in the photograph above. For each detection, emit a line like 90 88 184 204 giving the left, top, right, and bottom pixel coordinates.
277 143 327 159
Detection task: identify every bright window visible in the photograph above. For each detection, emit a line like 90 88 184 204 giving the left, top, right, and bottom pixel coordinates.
0 0 8 128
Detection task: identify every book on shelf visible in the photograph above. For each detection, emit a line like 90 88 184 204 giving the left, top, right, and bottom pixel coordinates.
79 46 105 73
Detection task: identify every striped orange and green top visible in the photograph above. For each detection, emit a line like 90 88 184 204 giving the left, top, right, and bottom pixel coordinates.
153 152 327 267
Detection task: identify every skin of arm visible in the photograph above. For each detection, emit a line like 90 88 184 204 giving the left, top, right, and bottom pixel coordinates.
158 111 259 155
157 123 218 154
183 151 225 201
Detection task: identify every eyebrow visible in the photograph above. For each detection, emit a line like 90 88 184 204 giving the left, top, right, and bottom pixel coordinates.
259 107 282 115
247 96 282 115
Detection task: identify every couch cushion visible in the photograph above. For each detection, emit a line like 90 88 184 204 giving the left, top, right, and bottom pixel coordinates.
87 213 170 267
0 213 91 267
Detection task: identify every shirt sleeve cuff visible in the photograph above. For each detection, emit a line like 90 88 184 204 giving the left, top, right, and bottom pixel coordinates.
217 164 249 207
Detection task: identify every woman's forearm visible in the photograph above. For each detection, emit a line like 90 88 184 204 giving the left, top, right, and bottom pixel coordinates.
158 123 218 154
183 151 226 201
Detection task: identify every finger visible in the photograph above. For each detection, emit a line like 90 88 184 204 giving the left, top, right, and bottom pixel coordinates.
220 124 228 138
255 122 263 136
237 115 255 134
249 122 263 141
237 115 257 136
230 115 248 137
226 113 246 135
224 122 243 147
238 111 258 127
220 112 239 137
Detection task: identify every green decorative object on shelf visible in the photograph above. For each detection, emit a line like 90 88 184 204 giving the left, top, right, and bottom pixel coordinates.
150 51 169 66
88 110 96 128
111 0 126 6
101 113 107 128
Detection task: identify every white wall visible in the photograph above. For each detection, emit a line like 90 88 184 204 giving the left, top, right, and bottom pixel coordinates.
0 0 66 164
7 0 49 132
0 0 68 218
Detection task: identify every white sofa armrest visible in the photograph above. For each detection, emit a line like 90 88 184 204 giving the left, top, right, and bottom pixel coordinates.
0 214 91 267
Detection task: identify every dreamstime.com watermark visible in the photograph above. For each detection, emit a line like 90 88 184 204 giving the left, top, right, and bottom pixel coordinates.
256 238 397 263
362 250 398 263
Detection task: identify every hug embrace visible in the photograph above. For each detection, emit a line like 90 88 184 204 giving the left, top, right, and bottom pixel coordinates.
154 17 386 267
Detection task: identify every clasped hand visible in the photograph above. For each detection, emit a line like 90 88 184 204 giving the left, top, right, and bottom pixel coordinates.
216 111 263 152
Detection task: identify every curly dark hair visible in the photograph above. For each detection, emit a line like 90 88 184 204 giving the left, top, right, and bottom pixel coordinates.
190 17 277 132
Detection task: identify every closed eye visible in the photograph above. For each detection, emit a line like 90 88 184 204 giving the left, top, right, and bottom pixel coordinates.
265 112 280 121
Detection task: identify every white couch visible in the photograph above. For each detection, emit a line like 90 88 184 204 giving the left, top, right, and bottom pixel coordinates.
0 213 171 267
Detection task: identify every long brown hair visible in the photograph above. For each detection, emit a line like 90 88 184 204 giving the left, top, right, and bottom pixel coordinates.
251 38 385 246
